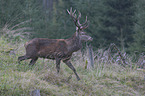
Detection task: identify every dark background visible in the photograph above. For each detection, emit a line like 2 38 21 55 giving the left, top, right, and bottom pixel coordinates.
0 0 144 54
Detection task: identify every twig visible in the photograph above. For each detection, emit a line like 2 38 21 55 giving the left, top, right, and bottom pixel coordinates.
110 43 128 66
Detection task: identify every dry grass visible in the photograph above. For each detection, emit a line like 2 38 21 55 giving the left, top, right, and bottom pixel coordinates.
0 25 144 95
0 20 31 41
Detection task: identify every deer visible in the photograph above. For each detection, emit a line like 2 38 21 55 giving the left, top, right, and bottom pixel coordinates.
18 8 93 81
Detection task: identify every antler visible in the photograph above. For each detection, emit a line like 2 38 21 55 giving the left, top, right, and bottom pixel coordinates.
67 7 89 30
79 16 89 30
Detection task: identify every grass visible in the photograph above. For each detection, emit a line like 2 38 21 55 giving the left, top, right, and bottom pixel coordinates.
0 34 144 96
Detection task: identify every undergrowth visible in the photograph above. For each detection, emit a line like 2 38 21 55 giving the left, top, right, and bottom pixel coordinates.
0 22 145 96
0 37 144 96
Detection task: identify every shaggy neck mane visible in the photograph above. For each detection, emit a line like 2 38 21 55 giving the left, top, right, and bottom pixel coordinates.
66 32 82 54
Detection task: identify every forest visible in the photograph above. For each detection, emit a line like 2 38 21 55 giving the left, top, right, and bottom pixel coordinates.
0 0 144 53
0 0 145 95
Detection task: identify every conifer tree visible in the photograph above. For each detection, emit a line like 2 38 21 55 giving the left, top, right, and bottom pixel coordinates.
95 0 136 50
129 0 145 53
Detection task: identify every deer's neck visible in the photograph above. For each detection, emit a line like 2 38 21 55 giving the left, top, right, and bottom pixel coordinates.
66 33 82 54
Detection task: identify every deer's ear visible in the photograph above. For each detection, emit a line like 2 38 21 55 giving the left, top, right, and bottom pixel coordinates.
76 27 79 31
75 27 79 36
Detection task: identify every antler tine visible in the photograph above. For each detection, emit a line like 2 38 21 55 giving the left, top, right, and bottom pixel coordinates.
67 8 80 28
67 7 89 30
80 16 89 30
81 24 89 29
77 12 82 26
78 12 81 19
72 9 77 21
83 16 88 25
72 9 76 15
81 20 89 30
67 8 76 18
67 8 71 15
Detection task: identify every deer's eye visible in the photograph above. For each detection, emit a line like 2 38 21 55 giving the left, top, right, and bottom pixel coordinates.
80 32 86 35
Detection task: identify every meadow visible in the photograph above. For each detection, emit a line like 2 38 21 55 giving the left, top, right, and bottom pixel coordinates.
0 36 144 96
0 0 145 95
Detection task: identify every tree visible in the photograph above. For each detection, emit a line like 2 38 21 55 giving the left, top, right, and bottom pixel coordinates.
93 0 136 50
0 0 27 27
129 0 145 54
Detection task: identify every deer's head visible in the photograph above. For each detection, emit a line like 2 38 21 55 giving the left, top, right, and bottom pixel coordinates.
67 8 93 42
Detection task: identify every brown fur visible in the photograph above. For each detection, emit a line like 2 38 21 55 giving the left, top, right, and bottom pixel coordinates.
18 8 93 80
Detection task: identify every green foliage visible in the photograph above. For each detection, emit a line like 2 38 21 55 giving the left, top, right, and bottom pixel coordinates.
94 0 136 50
0 0 144 53
129 0 145 54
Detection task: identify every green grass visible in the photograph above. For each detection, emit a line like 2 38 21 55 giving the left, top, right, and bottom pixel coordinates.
0 37 144 96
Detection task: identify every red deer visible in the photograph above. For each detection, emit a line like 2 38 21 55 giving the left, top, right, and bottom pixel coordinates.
18 8 93 80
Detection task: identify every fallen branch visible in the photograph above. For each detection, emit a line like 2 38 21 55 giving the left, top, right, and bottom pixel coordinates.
109 43 128 66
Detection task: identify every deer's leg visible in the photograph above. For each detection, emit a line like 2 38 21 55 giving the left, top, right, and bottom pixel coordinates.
18 55 30 64
56 58 61 73
29 57 38 66
63 60 80 81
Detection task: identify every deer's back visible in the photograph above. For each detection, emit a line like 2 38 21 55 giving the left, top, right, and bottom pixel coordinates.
25 38 69 59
